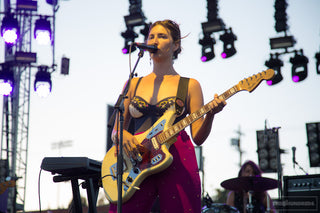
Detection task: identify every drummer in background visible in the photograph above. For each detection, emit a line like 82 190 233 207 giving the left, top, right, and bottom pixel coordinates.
226 160 276 213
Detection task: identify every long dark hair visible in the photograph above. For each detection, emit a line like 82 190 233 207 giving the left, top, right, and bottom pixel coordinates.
238 160 263 177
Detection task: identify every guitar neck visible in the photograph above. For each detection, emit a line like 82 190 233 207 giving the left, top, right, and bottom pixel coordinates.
156 85 240 144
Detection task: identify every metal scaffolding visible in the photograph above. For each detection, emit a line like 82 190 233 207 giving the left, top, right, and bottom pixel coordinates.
0 1 57 212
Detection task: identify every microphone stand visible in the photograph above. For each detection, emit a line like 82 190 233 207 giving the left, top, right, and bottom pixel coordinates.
107 48 145 213
293 159 309 175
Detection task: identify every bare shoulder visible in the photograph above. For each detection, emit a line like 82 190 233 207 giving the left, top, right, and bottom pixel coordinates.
188 78 202 91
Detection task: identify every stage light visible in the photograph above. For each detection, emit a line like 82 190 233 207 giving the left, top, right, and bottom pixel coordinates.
256 129 279 173
290 50 308 83
121 28 138 54
0 65 14 96
315 52 320 74
269 36 295 50
1 14 20 44
199 34 216 62
34 66 52 97
306 122 320 167
201 19 225 34
265 53 283 85
274 0 288 32
220 28 237 59
34 17 52 45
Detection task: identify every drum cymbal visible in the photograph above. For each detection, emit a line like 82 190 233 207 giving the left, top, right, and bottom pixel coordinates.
220 176 278 192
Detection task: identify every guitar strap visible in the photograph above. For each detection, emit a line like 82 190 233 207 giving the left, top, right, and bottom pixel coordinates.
175 77 189 115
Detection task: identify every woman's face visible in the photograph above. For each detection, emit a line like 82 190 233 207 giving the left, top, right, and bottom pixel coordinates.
241 164 255 177
147 24 178 62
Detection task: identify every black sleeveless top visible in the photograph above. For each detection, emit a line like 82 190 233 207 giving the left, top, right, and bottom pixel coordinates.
128 77 189 134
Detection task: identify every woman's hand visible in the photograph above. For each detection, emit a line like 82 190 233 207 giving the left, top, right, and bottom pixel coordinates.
113 130 142 163
209 94 226 115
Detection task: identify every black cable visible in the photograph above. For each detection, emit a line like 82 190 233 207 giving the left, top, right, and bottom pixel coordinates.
38 169 42 213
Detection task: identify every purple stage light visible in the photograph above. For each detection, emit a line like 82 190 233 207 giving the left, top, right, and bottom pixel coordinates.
122 48 128 54
2 29 18 44
266 80 273 86
292 75 299 82
35 31 51 45
0 81 13 96
201 56 207 62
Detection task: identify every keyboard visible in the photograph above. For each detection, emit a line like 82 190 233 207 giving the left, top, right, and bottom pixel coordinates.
41 157 101 177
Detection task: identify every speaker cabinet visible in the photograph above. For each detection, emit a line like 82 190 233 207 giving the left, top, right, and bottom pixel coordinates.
282 174 320 213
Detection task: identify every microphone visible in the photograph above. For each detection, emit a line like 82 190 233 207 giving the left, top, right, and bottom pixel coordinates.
134 42 158 53
292 146 296 168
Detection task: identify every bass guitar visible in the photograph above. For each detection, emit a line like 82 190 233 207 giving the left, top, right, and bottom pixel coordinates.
101 69 275 203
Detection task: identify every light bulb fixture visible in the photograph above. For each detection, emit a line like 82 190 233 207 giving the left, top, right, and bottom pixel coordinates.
265 53 284 86
1 13 20 44
290 50 308 83
34 17 52 45
199 34 216 62
201 19 225 34
0 64 14 96
269 36 295 50
124 13 146 28
34 65 52 97
220 28 237 59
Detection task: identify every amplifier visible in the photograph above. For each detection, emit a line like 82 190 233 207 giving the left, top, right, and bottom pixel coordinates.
282 174 320 213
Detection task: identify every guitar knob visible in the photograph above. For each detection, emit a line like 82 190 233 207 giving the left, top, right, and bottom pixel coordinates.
133 168 139 174
127 176 133 183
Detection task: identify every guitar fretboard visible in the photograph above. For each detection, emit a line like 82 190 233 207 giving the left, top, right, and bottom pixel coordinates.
156 85 239 144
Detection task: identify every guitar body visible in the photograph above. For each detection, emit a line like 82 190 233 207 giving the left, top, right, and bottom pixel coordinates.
101 106 177 204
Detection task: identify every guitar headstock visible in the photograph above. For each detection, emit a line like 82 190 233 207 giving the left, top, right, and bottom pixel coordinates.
237 69 275 93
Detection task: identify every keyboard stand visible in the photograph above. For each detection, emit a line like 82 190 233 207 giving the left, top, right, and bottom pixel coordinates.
53 173 100 213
